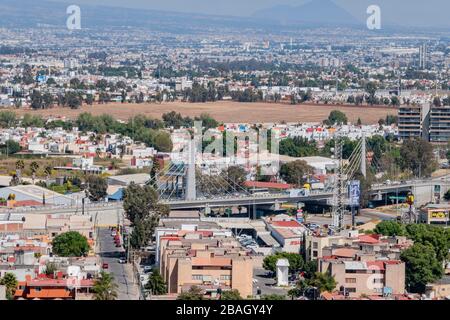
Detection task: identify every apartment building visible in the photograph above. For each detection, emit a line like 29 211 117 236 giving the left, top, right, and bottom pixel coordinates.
319 257 405 298
398 104 430 140
429 105 450 143
156 223 254 298
306 230 413 261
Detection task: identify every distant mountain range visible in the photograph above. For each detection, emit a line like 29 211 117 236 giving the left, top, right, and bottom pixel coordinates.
0 0 365 31
252 0 359 26
0 0 274 32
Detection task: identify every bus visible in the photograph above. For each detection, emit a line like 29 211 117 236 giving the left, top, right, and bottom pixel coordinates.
249 188 270 195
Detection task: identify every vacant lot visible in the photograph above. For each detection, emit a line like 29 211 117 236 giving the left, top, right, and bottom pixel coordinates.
11 102 397 124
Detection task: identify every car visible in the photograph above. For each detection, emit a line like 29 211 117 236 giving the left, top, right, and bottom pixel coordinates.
118 259 126 264
143 266 153 273
102 263 109 269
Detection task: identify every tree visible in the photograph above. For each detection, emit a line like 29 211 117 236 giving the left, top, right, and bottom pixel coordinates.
263 252 304 274
30 90 43 109
153 131 173 152
22 114 45 127
444 189 450 201
45 262 57 276
44 166 53 180
123 183 169 248
374 221 406 236
365 82 378 105
144 269 167 296
0 140 20 155
279 137 318 157
291 272 336 298
195 113 219 130
404 224 449 263
399 138 436 177
303 260 318 279
52 231 90 257
220 289 243 300
325 110 348 125
30 161 39 174
93 271 118 300
322 137 357 160
0 273 18 300
15 160 25 171
400 243 443 293
177 285 204 300
85 175 108 201
66 92 82 109
222 165 247 190
279 160 314 186
306 272 337 293
0 111 17 128
162 111 193 129
42 92 54 108
260 294 285 300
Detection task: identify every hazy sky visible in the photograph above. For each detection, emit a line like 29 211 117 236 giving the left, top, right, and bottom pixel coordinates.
49 0 450 28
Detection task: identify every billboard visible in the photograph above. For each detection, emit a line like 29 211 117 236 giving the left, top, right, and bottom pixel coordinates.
348 180 361 207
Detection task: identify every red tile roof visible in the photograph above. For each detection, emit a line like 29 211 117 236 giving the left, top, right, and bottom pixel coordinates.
358 234 380 244
271 220 302 228
243 181 293 190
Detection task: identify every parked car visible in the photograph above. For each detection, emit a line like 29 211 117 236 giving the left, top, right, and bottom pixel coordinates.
143 266 153 273
102 263 109 269
118 259 126 264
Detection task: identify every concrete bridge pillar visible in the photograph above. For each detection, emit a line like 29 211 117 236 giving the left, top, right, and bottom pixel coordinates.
185 140 197 201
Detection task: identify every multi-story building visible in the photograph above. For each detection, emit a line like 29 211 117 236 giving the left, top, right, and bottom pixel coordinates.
398 104 430 140
306 230 413 261
156 222 254 298
319 257 405 298
429 105 450 143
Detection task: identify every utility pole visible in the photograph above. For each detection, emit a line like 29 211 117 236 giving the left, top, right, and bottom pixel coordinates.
332 133 346 231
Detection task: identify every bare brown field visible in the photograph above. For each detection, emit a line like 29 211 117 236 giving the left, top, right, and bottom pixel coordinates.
10 102 397 124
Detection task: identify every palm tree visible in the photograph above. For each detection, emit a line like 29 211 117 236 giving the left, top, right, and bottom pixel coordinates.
0 272 18 300
30 161 39 174
30 161 39 184
15 160 25 171
93 271 118 300
144 269 167 296
44 166 53 183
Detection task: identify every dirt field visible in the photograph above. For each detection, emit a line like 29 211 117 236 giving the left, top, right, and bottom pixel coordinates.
10 102 397 124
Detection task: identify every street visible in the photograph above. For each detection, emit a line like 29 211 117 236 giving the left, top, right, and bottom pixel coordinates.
97 228 140 300
252 268 290 297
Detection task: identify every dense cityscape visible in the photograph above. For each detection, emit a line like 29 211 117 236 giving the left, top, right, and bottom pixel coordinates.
0 0 449 307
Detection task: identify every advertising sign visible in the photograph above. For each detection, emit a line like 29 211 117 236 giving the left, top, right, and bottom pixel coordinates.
348 180 361 207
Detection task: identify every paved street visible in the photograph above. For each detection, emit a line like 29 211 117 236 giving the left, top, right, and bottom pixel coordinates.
306 213 372 227
97 228 139 300
252 267 290 297
360 209 397 221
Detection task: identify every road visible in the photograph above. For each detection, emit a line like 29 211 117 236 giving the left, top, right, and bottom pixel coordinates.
252 268 290 297
97 227 139 300
360 209 397 221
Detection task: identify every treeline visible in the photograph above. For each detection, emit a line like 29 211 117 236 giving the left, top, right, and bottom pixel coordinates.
74 113 173 152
